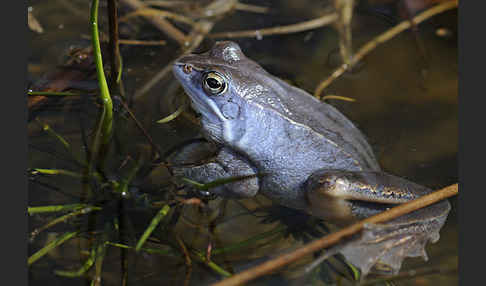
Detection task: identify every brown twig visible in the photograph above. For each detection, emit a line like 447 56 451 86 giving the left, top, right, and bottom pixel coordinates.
176 235 193 286
143 0 269 15
142 1 187 9
234 3 270 14
210 13 338 39
119 39 167 46
211 183 458 286
399 0 430 70
116 96 162 159
119 7 195 25
189 0 239 18
333 0 354 65
314 0 458 98
184 20 215 52
121 0 188 45
107 0 121 87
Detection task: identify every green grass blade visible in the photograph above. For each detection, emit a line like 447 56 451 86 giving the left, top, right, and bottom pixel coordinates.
28 204 89 214
54 247 97 277
192 249 232 278
91 240 107 286
117 154 144 196
347 262 361 281
87 104 106 186
37 121 71 150
182 174 262 191
135 205 171 251
116 54 123 84
28 231 79 265
87 0 114 182
36 120 88 166
107 242 172 256
31 168 84 178
91 0 113 147
30 168 103 182
31 206 102 239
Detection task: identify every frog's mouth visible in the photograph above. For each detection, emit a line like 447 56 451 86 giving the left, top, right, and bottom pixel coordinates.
188 93 219 122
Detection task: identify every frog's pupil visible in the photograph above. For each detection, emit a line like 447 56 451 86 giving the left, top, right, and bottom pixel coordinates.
206 78 221 89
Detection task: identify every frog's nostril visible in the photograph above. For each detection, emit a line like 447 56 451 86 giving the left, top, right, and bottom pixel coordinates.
183 64 192 74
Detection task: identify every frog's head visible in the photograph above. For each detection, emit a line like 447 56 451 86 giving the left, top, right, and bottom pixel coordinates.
173 41 271 145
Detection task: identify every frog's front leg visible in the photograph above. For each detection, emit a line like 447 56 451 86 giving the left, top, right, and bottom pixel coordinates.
169 141 259 198
303 170 451 276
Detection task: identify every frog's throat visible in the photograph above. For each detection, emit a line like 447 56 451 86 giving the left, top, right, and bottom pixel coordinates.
178 81 226 123
187 93 240 144
179 82 241 145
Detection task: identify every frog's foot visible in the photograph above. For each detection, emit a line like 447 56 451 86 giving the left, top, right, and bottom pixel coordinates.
339 201 450 277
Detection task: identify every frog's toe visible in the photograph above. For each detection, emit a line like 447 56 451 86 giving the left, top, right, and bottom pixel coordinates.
339 216 446 277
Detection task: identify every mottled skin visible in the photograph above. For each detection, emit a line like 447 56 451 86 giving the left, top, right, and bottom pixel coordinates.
170 41 450 275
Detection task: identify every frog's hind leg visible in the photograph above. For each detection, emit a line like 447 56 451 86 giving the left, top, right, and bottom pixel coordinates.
303 169 451 277
303 169 436 224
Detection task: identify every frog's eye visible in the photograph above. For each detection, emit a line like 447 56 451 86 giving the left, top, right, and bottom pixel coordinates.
203 72 227 95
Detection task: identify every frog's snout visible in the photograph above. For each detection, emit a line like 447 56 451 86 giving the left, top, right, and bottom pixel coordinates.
172 62 192 81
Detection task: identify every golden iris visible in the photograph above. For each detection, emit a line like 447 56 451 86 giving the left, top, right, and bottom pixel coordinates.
203 72 227 95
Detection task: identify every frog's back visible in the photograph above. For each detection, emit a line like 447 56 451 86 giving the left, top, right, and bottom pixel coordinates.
253 74 381 171
174 40 380 171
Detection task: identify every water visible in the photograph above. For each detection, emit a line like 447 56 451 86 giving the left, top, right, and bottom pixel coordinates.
28 1 457 285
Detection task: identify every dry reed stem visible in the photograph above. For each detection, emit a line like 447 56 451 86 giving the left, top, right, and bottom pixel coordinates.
142 1 187 9
119 7 195 25
211 183 458 286
143 1 269 14
176 235 193 286
234 3 270 14
210 13 338 39
119 39 167 46
121 0 187 45
334 0 355 65
107 0 120 87
314 0 458 98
